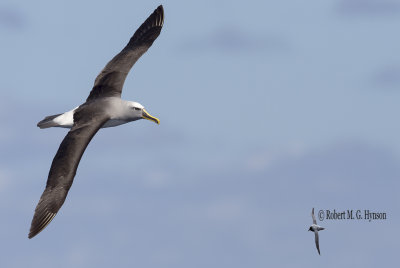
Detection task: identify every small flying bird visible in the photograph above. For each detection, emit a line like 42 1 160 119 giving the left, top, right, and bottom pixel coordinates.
29 5 164 239
308 208 325 255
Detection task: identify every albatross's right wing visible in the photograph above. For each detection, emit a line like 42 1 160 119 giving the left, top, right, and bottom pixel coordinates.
86 5 164 101
29 110 109 238
312 208 317 224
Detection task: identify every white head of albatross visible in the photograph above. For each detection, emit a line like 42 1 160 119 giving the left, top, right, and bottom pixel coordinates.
124 101 160 125
97 99 160 128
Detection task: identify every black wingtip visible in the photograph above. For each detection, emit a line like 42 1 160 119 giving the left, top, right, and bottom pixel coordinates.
128 5 164 45
154 5 164 27
152 5 164 27
28 211 57 239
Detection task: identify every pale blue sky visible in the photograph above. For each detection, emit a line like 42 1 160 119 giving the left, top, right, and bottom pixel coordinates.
0 0 399 267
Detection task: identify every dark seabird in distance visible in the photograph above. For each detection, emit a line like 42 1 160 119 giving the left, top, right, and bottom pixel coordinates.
308 208 325 255
28 5 164 239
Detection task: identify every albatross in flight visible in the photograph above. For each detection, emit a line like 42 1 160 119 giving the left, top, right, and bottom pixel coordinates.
308 208 325 255
28 5 164 239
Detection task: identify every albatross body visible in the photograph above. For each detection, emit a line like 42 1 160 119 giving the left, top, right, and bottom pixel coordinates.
29 5 164 239
308 208 325 255
37 99 158 129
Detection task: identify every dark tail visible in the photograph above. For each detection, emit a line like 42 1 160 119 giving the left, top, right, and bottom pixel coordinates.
37 114 62 129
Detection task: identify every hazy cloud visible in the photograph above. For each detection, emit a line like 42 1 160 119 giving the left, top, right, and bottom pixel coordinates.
336 0 400 16
242 140 399 204
179 27 289 54
244 143 307 172
371 65 400 89
0 7 26 30
0 169 11 192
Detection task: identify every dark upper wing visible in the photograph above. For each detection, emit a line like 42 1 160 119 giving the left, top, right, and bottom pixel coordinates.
28 108 109 238
86 5 164 101
314 231 321 255
312 208 317 224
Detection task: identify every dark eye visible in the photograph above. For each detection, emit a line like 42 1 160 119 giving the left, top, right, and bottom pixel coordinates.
134 107 141 111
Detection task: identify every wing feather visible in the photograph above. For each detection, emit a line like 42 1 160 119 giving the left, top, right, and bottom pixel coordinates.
29 110 109 238
86 5 164 101
314 231 321 255
312 208 317 224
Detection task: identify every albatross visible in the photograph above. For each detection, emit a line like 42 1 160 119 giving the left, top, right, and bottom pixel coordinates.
28 5 164 239
308 208 325 255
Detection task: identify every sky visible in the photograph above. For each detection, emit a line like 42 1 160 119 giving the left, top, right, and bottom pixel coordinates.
1 0 399 267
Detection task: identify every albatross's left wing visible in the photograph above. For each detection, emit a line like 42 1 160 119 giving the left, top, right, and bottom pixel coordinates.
86 5 164 101
314 231 321 255
29 110 109 238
